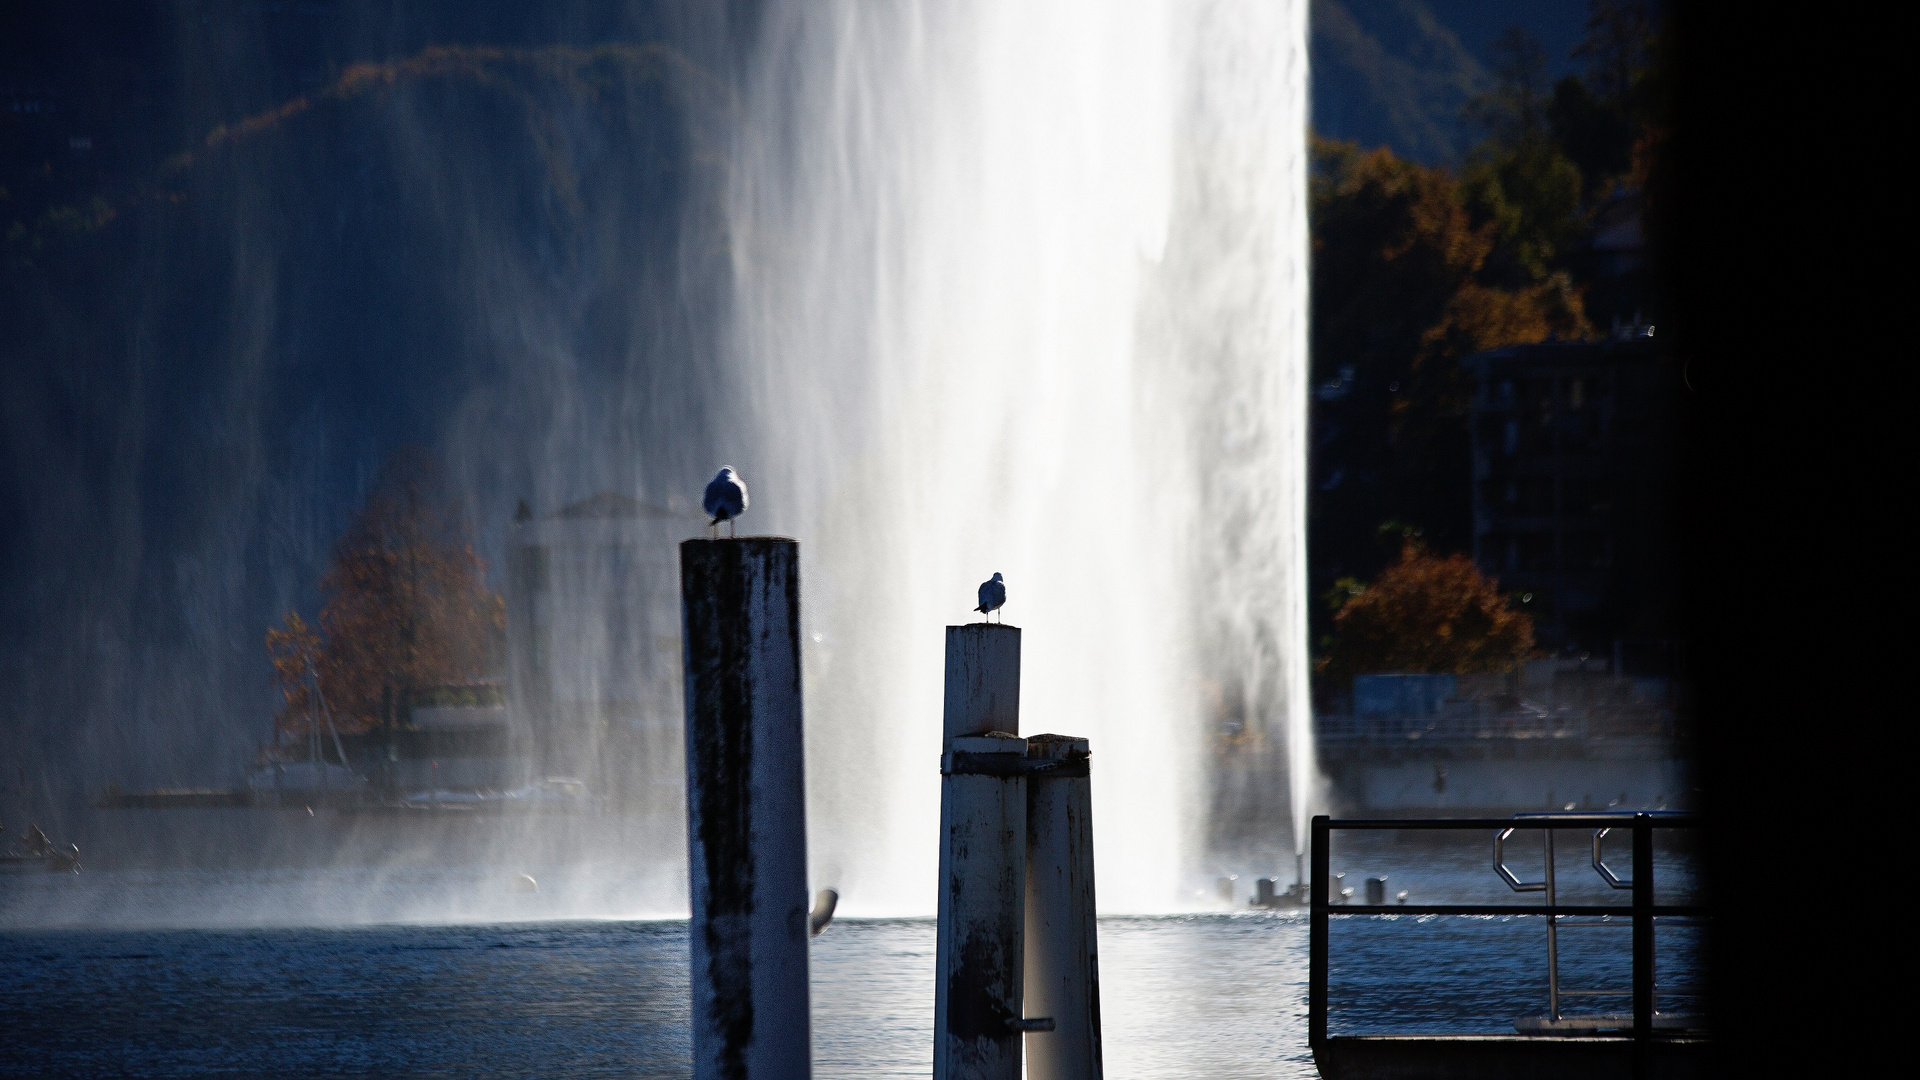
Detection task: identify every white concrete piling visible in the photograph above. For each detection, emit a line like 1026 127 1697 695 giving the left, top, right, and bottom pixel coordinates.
935 621 1027 1080
680 538 811 1080
1024 734 1102 1080
936 733 1030 1080
943 624 1022 740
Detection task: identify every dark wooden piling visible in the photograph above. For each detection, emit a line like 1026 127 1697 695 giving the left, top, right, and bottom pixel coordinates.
681 538 811 1080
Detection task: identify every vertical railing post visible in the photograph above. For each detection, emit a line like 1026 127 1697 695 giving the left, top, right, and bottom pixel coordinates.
1545 828 1559 1021
680 538 811 1080
1309 815 1330 1050
1632 812 1655 1053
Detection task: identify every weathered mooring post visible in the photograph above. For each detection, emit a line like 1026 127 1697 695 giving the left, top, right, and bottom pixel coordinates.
1025 734 1102 1080
681 538 811 1080
944 623 1021 736
935 623 1028 1080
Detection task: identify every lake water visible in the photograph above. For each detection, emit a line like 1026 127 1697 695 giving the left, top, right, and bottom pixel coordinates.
1 831 1701 1078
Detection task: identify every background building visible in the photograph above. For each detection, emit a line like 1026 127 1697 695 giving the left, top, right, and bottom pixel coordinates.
1313 667 1689 815
1465 334 1682 661
506 493 703 816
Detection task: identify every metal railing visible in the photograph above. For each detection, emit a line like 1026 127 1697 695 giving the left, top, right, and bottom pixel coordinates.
1317 713 1582 740
1308 812 1704 1052
1315 712 1678 741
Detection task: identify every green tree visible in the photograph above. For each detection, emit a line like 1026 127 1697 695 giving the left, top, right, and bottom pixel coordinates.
1537 1 1654 196
1459 27 1590 289
1460 142 1587 286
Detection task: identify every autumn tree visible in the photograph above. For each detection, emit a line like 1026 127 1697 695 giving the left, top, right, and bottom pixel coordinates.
1307 1 1670 652
266 449 504 739
1320 541 1535 685
1309 139 1587 603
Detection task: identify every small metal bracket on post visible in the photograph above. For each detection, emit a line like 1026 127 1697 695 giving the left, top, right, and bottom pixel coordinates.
1592 828 1632 889
1009 1018 1056 1033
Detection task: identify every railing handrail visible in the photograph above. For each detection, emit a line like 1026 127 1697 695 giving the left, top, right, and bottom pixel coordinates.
1308 811 1701 1054
1313 712 1679 742
1322 813 1699 829
1318 904 1705 916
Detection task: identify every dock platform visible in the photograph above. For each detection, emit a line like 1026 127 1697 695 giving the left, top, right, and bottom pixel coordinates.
1309 813 1708 1079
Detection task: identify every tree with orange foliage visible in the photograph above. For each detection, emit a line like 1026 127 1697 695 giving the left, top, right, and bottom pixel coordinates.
1309 137 1588 625
266 449 504 739
1320 540 1535 685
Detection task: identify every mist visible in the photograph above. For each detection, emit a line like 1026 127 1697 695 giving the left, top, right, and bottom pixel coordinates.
1 0 1312 923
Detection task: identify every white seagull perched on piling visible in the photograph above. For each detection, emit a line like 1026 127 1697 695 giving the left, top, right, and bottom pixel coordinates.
703 467 748 538
975 572 1006 623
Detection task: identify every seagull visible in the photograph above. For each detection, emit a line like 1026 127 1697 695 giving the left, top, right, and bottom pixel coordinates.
703 467 748 538
975 572 1006 623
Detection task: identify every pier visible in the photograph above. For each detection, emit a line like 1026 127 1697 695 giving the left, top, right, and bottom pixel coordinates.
1309 813 1709 1079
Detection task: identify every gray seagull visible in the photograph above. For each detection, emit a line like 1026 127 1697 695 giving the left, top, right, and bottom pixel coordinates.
703 467 748 538
975 572 1006 623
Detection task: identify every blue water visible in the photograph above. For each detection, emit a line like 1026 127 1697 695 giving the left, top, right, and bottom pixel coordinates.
0 913 1703 1078
0 916 1296 1078
0 833 1701 1077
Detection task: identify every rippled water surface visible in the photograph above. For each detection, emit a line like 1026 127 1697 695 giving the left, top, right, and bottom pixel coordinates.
1 832 1701 1078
